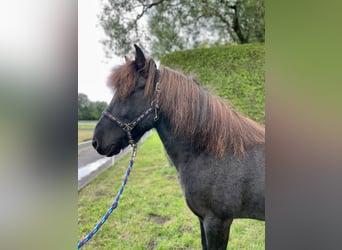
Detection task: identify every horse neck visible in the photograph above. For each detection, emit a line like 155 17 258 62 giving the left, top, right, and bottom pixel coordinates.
155 115 196 169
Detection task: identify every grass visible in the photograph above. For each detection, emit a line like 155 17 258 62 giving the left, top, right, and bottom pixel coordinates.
78 131 265 249
78 123 97 130
78 121 96 143
78 130 93 143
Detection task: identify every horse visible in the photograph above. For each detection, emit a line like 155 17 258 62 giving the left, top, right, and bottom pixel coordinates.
92 44 265 250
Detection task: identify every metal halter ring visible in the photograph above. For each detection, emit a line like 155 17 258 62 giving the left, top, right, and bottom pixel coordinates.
102 80 161 147
122 123 134 132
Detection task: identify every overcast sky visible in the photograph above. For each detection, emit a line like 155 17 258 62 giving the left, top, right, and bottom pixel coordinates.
78 0 122 103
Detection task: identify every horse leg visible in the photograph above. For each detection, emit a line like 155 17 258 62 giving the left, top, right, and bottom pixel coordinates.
199 219 208 250
203 216 233 250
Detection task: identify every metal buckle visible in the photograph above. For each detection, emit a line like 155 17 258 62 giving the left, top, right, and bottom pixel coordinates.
123 123 133 131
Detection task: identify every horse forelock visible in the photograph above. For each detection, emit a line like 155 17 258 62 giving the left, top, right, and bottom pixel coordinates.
108 58 157 100
158 67 265 157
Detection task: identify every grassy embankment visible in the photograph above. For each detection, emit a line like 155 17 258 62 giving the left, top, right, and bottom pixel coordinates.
161 43 265 124
78 44 265 249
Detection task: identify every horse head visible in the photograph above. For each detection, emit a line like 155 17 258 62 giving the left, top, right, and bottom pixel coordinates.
92 45 159 156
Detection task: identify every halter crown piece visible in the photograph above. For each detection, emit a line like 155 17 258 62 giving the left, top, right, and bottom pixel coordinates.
77 79 160 249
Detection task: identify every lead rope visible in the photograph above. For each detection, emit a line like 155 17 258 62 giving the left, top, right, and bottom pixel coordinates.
77 144 137 249
78 81 160 248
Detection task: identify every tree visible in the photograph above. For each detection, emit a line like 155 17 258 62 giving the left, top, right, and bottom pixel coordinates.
99 0 264 58
94 101 108 117
78 93 90 120
78 93 108 120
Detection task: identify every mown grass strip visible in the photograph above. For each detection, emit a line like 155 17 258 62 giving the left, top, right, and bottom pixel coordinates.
78 123 96 130
78 130 93 143
78 121 96 142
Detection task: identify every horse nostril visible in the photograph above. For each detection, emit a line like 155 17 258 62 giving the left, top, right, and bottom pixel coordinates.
92 138 98 150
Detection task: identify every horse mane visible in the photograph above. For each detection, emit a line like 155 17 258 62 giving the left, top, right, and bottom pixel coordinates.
158 67 265 157
108 59 265 157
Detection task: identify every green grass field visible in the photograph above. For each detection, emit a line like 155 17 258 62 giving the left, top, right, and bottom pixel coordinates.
78 122 97 130
78 131 265 249
78 121 97 143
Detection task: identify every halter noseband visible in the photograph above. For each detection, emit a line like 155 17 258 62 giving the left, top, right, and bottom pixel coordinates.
102 81 160 148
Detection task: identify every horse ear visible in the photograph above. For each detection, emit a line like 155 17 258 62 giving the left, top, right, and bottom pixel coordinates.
134 44 145 69
124 56 130 63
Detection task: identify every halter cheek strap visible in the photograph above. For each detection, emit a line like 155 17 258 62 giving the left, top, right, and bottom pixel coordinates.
102 82 160 148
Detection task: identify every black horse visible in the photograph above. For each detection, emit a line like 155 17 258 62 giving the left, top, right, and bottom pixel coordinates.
92 45 265 249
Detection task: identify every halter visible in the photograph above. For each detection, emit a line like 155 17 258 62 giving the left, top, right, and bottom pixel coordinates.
102 81 160 148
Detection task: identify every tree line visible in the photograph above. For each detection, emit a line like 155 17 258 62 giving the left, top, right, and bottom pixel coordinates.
78 93 107 120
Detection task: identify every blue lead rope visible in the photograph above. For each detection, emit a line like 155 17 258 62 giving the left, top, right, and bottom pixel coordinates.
78 146 137 249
